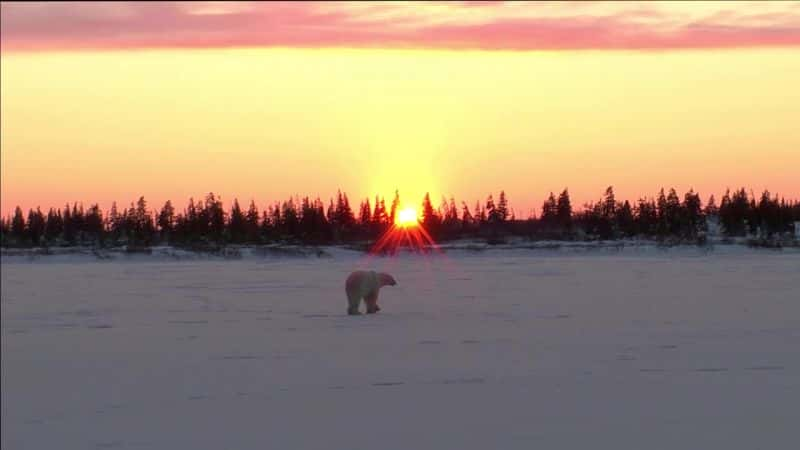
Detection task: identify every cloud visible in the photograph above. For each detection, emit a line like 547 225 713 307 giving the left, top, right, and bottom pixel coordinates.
2 1 799 52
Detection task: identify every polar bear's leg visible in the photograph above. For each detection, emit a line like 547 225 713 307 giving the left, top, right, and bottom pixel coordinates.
364 291 380 314
346 289 362 315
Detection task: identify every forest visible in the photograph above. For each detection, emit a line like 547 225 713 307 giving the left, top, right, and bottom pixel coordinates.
2 187 798 249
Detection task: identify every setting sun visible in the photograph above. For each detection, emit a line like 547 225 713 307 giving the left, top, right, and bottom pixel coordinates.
396 207 419 228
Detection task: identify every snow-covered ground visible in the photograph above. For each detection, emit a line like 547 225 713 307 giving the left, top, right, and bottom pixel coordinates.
2 249 799 449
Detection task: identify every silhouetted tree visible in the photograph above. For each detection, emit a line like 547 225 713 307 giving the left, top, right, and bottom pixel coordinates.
389 190 400 226
682 189 704 237
359 198 372 228
108 202 123 244
656 188 669 236
245 200 260 243
665 188 682 236
556 189 572 232
229 199 246 243
157 200 175 241
26 208 45 246
0 216 9 246
475 200 486 225
85 204 104 245
45 208 63 243
281 198 299 239
442 197 460 238
719 188 750 236
372 196 388 231
421 193 441 236
204 193 225 242
62 203 76 245
540 192 558 229
635 198 658 236
461 201 474 232
497 191 509 223
127 196 155 246
705 195 718 216
756 190 781 236
617 200 635 237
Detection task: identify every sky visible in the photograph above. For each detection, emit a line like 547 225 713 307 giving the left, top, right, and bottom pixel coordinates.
2 1 799 217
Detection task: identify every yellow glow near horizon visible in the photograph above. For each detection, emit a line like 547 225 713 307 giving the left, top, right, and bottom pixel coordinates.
396 207 419 228
2 47 799 216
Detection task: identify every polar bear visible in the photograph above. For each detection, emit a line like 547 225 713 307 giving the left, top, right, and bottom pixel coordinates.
345 270 397 315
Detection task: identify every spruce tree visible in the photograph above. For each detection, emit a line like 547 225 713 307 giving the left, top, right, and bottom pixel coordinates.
359 198 372 228
389 190 400 225
497 191 509 222
556 189 572 231
85 204 104 245
485 194 499 223
229 199 246 243
541 192 558 228
157 200 175 240
26 208 45 246
245 200 260 243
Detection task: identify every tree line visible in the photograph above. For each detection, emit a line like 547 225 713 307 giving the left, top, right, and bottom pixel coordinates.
1 187 798 248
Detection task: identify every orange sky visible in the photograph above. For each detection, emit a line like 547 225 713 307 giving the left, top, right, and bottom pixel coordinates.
2 2 799 217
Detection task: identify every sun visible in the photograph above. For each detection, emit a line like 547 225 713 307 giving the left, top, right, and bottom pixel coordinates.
395 207 419 228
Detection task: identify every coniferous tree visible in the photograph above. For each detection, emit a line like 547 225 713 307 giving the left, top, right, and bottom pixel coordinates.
281 198 299 239
326 199 336 227
665 188 682 236
442 197 460 238
602 186 617 221
298 197 318 243
71 203 85 243
204 193 225 242
260 207 276 241
475 200 486 225
617 200 635 237
340 192 355 229
656 188 669 237
62 203 76 245
108 202 123 244
682 190 704 237
157 200 175 242
540 192 558 229
229 199 246 243
635 198 658 236
756 190 781 236
85 204 104 245
556 189 572 231
372 196 388 231
26 208 45 246
705 195 718 216
719 188 750 236
389 190 400 226
0 216 9 247
485 194 500 223
421 193 441 234
461 201 473 232
497 191 509 223
45 208 63 243
129 196 155 246
186 197 199 239
359 198 372 228
245 200 260 243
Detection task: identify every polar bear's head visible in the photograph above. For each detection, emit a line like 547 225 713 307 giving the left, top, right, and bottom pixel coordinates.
378 272 397 287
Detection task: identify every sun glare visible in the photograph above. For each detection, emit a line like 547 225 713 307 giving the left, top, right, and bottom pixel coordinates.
396 207 418 227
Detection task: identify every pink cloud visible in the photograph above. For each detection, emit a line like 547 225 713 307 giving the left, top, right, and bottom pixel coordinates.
2 1 799 52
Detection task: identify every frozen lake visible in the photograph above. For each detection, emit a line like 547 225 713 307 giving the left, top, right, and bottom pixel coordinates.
2 249 799 449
